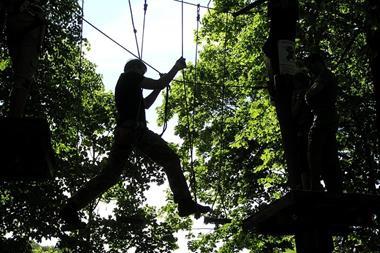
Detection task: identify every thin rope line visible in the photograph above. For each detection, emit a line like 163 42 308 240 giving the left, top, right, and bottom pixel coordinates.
173 0 215 10
78 0 84 85
215 13 230 217
180 0 197 203
77 12 250 83
128 0 141 59
188 3 201 206
173 79 267 89
181 0 184 57
190 4 200 168
81 17 161 74
140 0 148 59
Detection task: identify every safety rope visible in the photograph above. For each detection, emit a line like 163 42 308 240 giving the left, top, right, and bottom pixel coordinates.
140 0 148 59
128 0 141 59
191 4 200 133
210 12 230 216
219 13 230 216
76 10 262 89
180 0 197 204
181 0 184 57
188 4 202 206
81 17 161 74
78 0 84 85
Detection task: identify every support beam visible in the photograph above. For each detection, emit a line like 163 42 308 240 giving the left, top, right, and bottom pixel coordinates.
232 0 267 17
243 191 380 252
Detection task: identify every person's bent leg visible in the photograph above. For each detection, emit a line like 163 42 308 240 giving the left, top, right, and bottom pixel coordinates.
136 129 211 216
62 128 132 229
136 129 191 201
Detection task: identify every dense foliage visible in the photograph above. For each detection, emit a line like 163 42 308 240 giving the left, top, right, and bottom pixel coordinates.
1 0 379 252
160 0 380 252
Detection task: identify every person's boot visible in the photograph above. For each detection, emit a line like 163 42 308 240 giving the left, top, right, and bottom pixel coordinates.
177 198 212 217
60 205 86 231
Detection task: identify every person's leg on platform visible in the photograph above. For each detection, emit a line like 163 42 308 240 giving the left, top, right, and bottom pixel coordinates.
308 126 326 191
135 129 211 217
323 131 342 193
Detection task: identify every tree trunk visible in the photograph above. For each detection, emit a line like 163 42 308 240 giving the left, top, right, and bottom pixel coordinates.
367 0 380 152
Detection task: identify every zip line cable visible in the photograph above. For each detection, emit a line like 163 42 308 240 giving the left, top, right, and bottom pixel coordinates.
128 0 141 59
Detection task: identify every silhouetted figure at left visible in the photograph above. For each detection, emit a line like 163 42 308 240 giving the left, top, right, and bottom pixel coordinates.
1 0 46 118
0 1 53 180
61 57 211 230
305 54 342 193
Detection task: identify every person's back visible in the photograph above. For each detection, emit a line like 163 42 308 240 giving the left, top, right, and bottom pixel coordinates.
115 72 146 127
306 61 338 129
305 53 341 193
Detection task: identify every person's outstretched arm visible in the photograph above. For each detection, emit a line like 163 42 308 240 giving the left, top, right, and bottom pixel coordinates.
139 57 187 90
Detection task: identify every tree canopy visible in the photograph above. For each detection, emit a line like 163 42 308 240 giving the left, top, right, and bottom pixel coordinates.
1 0 379 252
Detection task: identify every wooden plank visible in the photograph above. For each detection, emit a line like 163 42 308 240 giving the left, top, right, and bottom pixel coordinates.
243 191 380 235
0 118 55 180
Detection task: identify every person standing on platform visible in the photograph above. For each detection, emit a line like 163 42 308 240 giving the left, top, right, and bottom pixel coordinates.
1 0 46 118
305 53 342 193
291 70 313 189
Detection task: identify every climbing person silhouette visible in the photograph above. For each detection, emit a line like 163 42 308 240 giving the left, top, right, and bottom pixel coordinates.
61 57 211 229
305 53 342 193
1 0 46 118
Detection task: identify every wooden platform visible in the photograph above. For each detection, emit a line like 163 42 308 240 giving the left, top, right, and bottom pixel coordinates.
0 118 55 180
243 190 380 235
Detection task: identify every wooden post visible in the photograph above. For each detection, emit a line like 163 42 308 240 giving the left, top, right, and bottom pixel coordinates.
366 0 380 150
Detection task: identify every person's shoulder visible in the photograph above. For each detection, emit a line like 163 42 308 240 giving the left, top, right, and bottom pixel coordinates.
122 71 144 81
117 72 141 81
